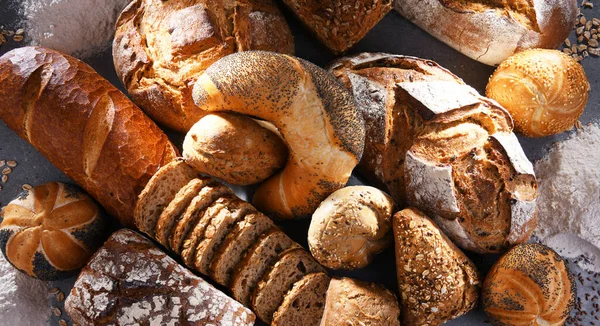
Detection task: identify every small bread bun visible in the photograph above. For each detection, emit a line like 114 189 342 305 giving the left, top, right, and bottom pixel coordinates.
483 243 576 326
308 186 395 270
183 113 287 185
486 49 590 137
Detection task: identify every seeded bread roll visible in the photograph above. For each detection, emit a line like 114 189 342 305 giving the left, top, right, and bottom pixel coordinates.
483 243 576 326
330 53 539 253
272 272 330 326
393 208 481 326
193 51 365 219
395 0 578 65
113 0 294 131
486 49 590 137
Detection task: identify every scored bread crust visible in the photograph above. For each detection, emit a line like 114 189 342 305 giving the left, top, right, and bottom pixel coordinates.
192 51 365 219
113 0 294 131
272 272 330 326
0 47 178 227
394 0 578 65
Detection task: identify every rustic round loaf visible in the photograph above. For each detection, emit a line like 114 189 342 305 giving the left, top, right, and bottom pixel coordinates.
0 182 107 280
192 51 365 219
183 112 287 185
483 243 576 326
308 186 395 270
113 0 295 132
486 49 590 137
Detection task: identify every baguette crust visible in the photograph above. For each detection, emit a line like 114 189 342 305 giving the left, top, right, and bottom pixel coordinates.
0 47 177 227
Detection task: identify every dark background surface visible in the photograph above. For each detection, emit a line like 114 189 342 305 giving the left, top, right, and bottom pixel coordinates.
0 1 599 325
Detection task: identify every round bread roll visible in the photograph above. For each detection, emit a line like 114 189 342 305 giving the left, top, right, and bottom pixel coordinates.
0 182 107 280
183 113 287 185
308 186 395 270
192 51 365 219
483 243 576 326
486 49 590 137
113 0 294 132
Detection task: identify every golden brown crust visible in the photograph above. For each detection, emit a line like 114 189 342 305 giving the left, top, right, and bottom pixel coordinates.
113 0 294 132
393 208 481 326
483 243 577 326
0 47 178 227
486 49 590 137
282 0 393 54
192 51 365 219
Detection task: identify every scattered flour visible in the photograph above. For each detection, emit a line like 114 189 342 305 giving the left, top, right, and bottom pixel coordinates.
534 124 600 271
17 0 131 58
0 253 49 325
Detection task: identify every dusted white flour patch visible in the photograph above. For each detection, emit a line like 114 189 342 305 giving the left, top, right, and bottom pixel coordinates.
544 234 600 273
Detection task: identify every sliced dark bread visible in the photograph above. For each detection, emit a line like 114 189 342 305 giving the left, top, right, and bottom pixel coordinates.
272 272 330 326
230 228 298 307
210 212 275 286
181 196 233 267
251 248 325 323
169 183 233 254
193 197 254 275
155 177 213 248
134 160 197 238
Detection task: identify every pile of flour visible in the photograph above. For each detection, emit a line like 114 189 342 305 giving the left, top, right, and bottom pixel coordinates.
534 123 600 272
17 0 131 58
0 253 49 324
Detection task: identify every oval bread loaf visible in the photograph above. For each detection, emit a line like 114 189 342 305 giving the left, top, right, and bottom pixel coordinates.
192 51 365 219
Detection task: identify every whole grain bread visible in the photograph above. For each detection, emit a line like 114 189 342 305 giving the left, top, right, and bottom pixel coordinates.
210 212 275 286
64 229 255 325
272 272 330 326
251 247 325 323
230 228 298 306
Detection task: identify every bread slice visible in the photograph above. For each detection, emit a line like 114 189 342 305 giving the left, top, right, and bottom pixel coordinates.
193 197 254 275
230 228 298 307
155 177 213 249
134 160 197 237
272 272 330 326
169 183 232 254
251 247 325 323
210 212 275 286
180 196 232 267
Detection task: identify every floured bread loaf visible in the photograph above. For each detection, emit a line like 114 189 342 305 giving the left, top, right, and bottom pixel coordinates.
65 229 255 325
330 53 538 253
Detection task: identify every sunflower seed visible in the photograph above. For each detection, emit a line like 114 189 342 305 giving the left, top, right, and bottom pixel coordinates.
13 35 23 42
563 48 573 54
590 39 599 47
565 38 572 47
22 184 32 190
49 287 60 295
587 21 594 31
2 175 8 184
7 160 16 167
0 160 5 167
58 319 67 326
2 167 11 175
53 306 61 317
577 26 585 35
56 291 65 302
15 29 24 35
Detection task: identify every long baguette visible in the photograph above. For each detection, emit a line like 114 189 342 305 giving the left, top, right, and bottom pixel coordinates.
0 47 178 227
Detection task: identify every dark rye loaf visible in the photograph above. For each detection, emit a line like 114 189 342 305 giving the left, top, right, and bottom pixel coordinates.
272 272 330 326
65 229 255 326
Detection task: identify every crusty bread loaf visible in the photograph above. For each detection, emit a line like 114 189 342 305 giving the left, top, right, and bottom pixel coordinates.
331 53 538 253
483 243 576 326
113 0 294 132
65 229 255 325
281 0 392 54
308 186 395 270
320 277 400 326
193 51 365 219
272 272 330 326
393 208 480 326
395 0 578 65
486 49 590 137
0 47 178 227
183 112 288 185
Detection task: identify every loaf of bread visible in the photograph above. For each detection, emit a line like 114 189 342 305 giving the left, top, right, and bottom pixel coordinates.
395 0 578 65
65 229 255 325
0 47 178 227
308 186 395 270
114 0 294 132
320 277 400 326
393 208 480 326
272 272 330 326
330 53 538 253
193 51 365 219
282 0 392 54
483 243 576 326
486 49 590 137
183 113 288 185
0 182 107 280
